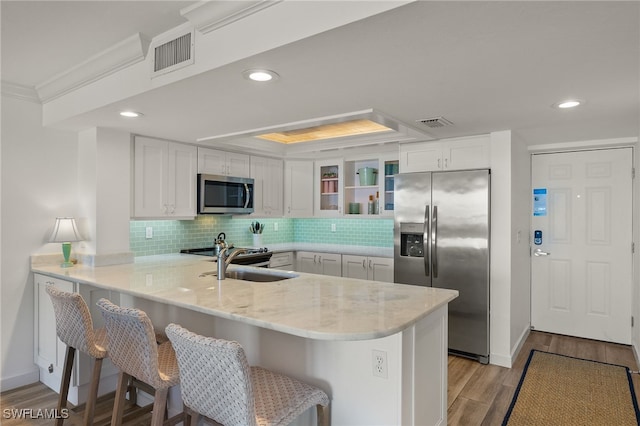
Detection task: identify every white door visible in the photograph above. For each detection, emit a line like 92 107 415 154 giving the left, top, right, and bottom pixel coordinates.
531 148 633 344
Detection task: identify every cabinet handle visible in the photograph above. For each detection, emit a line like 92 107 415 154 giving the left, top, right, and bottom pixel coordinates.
169 204 175 214
163 204 168 214
318 256 322 263
362 259 366 268
369 260 372 269
313 255 317 263
438 158 441 169
444 158 448 169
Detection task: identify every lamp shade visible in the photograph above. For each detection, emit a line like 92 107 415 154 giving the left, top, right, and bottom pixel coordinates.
49 217 82 243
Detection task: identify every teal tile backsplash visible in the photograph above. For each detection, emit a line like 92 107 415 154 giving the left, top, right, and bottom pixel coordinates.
130 216 393 256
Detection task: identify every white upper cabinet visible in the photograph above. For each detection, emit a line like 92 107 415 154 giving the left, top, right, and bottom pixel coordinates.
197 147 250 177
134 136 197 219
284 160 314 217
399 135 490 173
314 158 343 217
250 156 284 217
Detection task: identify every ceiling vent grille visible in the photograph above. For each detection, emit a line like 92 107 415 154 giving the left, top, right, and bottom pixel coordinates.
417 116 454 128
152 31 194 77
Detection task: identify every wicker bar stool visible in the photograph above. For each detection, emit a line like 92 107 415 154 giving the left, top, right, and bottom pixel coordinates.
165 323 330 426
97 298 181 426
45 284 107 426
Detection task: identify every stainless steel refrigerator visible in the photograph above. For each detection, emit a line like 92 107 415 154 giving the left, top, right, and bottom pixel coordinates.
394 170 490 364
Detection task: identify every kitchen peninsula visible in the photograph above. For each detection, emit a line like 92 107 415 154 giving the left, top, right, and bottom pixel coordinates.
33 254 457 426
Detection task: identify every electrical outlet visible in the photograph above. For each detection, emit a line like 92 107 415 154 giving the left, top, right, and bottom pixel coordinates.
145 226 153 239
372 349 388 378
274 222 279 232
331 223 336 232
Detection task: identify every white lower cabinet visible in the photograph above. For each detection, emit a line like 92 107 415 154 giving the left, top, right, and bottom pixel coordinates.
35 274 73 382
34 273 119 404
296 252 342 277
342 255 394 282
269 251 294 271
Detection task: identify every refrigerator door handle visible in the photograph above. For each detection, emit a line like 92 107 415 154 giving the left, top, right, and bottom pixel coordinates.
432 205 438 278
424 205 430 277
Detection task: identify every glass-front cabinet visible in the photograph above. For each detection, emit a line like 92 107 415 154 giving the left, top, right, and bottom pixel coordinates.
314 159 343 216
381 156 399 216
343 155 398 217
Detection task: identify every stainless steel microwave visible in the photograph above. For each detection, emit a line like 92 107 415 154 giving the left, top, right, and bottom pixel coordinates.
197 174 254 214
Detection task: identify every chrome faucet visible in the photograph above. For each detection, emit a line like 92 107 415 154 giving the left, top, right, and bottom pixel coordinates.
216 246 247 280
213 232 227 255
213 232 248 279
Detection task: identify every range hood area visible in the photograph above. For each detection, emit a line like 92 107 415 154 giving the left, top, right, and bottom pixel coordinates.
196 109 434 157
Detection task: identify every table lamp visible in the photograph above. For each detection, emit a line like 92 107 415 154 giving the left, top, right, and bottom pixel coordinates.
49 217 82 267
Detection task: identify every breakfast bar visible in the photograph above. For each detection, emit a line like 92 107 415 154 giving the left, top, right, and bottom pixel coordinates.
33 254 458 425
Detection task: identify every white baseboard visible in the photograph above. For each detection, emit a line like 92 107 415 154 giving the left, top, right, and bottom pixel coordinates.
490 326 530 368
510 326 530 364
0 369 40 392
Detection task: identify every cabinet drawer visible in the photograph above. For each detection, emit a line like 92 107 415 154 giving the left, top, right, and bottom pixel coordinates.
269 252 294 268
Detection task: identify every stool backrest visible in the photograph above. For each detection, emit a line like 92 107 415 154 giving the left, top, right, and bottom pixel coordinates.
165 323 256 426
97 298 164 389
45 284 104 358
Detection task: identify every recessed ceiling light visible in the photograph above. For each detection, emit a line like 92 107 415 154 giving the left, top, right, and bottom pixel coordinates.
119 111 143 118
242 69 279 82
553 99 584 109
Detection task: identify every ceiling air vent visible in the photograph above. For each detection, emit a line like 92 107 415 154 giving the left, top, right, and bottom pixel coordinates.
152 30 194 77
417 116 454 128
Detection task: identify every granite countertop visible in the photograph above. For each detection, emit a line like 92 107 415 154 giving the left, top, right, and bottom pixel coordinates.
32 254 457 341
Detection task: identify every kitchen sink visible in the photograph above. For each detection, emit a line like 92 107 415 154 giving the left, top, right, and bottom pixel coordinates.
199 269 298 282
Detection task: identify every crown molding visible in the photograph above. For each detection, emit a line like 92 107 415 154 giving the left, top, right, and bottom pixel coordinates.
35 33 150 103
180 0 282 34
1 81 40 103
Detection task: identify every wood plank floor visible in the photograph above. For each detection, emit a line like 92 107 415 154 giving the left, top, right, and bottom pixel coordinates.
448 331 640 425
2 331 638 425
0 384 154 425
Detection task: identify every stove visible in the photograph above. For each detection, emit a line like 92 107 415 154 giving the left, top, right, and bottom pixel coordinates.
180 247 272 266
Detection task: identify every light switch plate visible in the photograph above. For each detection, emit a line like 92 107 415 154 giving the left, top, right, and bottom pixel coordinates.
145 227 153 239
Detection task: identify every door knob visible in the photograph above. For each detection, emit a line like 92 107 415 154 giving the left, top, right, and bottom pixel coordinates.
534 248 550 256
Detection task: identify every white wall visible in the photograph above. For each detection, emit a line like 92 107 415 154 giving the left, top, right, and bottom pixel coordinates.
488 130 514 367
0 94 79 390
634 143 640 363
78 127 132 260
510 132 532 350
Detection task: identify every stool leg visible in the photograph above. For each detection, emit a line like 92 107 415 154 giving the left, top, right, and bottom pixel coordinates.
127 376 137 405
317 404 330 426
56 346 76 426
150 388 169 426
82 357 103 425
111 371 130 426
185 406 200 426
